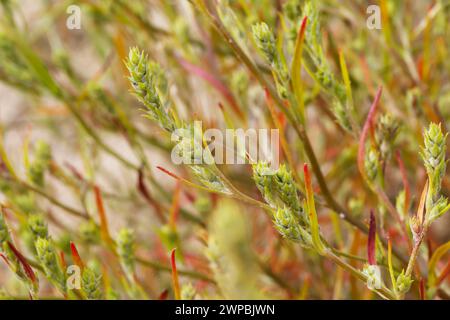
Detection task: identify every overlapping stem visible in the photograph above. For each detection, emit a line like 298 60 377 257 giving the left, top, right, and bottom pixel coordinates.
192 0 409 266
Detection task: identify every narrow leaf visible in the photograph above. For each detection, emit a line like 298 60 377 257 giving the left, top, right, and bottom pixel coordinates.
303 163 325 254
357 86 383 183
367 210 377 265
291 16 308 123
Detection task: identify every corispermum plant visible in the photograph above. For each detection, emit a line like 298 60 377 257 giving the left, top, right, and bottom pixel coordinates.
0 0 449 301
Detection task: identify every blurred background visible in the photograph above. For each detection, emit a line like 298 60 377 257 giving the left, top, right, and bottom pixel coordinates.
0 0 449 299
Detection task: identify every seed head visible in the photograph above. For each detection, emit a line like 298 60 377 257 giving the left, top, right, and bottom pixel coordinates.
362 264 383 291
181 283 196 300
302 1 321 52
28 141 52 187
82 267 103 300
79 220 100 244
252 21 289 98
421 123 447 194
283 0 302 23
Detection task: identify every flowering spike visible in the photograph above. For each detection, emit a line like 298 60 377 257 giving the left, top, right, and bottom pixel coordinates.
159 289 169 300
70 242 85 271
157 166 182 181
273 207 312 247
303 163 326 254
169 181 181 229
94 186 113 248
137 168 165 223
82 267 103 300
291 16 308 122
59 251 67 270
177 57 244 120
358 86 383 183
35 238 65 293
117 228 136 281
396 151 410 217
170 248 181 300
368 210 377 265
395 270 413 294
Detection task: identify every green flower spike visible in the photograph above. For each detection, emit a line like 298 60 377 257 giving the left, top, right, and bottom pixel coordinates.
364 147 379 183
252 22 288 97
252 162 305 222
28 214 49 240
